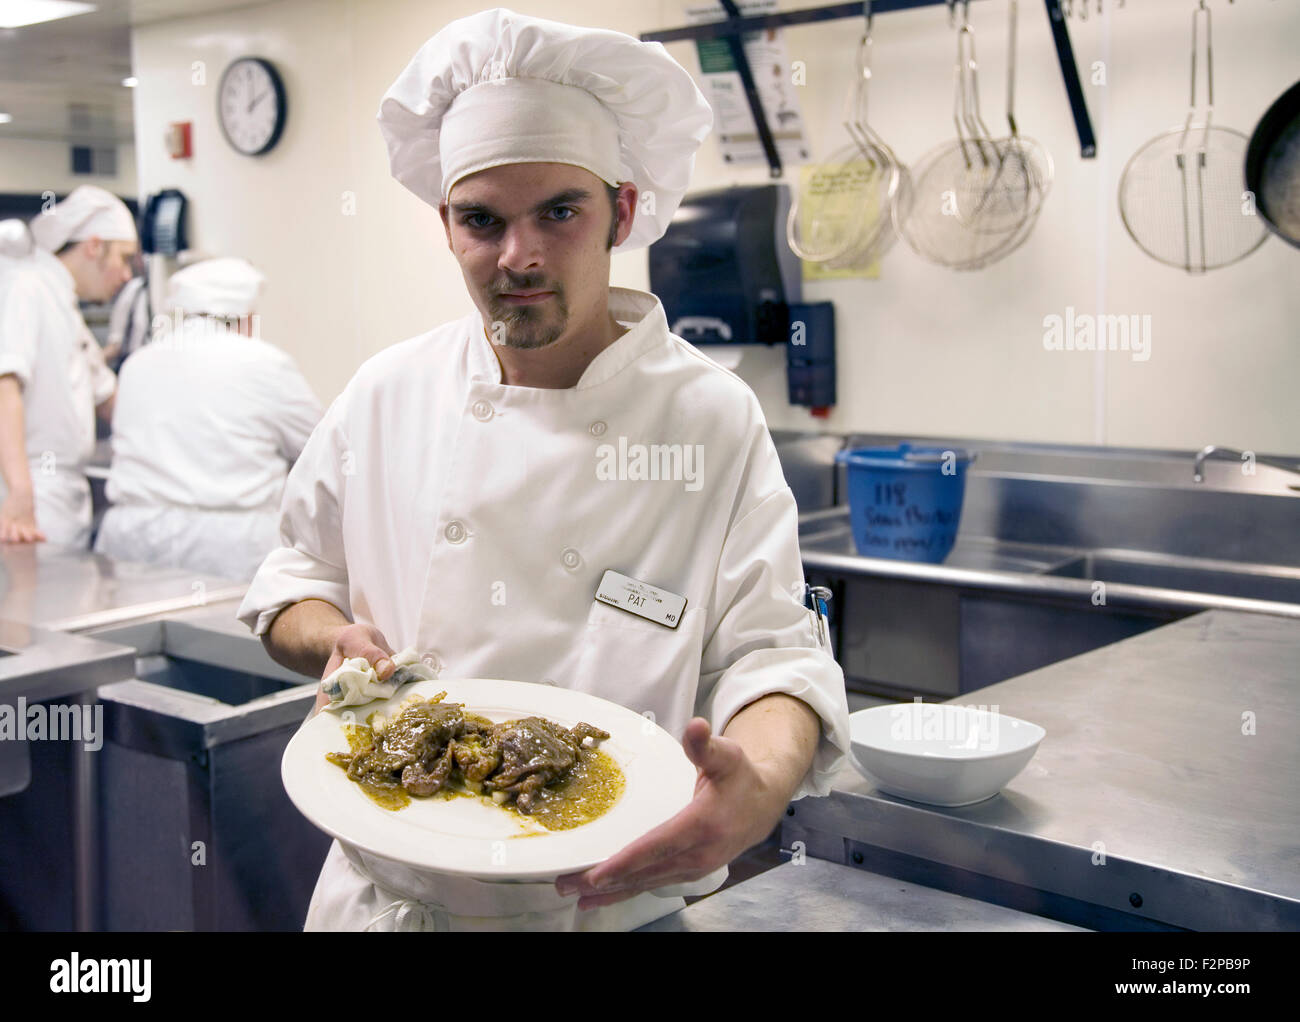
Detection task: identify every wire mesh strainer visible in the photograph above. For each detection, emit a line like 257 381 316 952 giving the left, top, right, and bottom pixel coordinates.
1118 0 1268 272
824 7 914 268
902 2 1037 269
957 0 1052 240
787 2 905 267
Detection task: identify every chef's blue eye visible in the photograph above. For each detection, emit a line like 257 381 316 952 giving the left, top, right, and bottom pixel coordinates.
547 206 578 221
463 213 496 229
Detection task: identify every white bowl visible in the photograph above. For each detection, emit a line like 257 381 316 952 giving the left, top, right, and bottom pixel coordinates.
848 703 1046 807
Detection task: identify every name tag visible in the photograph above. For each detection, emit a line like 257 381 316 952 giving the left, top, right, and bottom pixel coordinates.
595 570 687 630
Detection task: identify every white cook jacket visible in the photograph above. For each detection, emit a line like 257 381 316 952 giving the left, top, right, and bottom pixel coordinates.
94 316 322 581
238 286 851 930
0 249 115 548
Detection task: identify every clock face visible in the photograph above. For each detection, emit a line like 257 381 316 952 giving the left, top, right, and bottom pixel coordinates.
218 57 286 156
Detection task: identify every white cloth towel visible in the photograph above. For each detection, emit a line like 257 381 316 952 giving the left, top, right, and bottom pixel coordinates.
319 647 440 707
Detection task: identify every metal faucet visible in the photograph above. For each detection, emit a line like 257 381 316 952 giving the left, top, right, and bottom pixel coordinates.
1193 445 1300 484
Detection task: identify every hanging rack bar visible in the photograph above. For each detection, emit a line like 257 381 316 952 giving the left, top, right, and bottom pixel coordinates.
716 0 785 177
643 0 983 44
1044 0 1097 156
640 0 1097 170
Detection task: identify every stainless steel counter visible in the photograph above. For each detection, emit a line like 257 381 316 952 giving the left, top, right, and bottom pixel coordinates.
782 609 1300 931
83 610 324 930
3 599 324 931
0 616 135 797
0 548 251 932
0 618 137 930
640 858 1088 931
0 546 246 633
0 619 135 707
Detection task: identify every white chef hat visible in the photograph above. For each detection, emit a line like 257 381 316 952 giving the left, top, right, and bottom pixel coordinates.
29 185 137 252
377 7 714 252
165 257 265 317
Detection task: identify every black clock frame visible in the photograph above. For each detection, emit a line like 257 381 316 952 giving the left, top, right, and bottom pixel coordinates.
217 56 288 157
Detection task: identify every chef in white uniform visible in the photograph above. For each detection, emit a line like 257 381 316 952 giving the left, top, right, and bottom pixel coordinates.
103 260 149 372
95 258 322 581
0 186 137 548
238 7 851 931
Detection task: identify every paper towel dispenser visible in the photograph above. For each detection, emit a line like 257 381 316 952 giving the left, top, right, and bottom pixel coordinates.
649 184 801 346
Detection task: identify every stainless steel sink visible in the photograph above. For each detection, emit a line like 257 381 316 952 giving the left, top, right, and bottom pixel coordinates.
833 434 1300 499
781 432 1300 706
967 448 1300 496
798 499 1300 704
1043 551 1300 605
800 506 1300 613
799 510 1081 575
132 652 302 705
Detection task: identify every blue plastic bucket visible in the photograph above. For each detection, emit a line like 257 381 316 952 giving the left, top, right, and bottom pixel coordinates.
834 444 976 563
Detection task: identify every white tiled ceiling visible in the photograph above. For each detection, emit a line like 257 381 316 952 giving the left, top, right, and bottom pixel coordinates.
0 0 271 143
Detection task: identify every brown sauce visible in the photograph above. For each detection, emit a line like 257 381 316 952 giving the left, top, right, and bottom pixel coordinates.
500 747 625 831
326 724 411 811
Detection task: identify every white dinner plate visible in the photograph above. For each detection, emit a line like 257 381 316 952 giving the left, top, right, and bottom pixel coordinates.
281 678 696 880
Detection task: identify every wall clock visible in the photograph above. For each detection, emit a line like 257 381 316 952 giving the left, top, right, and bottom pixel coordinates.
217 57 287 156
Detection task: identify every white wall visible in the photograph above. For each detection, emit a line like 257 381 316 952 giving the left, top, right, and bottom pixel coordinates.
131 0 356 403
130 0 1300 451
711 0 1300 453
0 138 137 198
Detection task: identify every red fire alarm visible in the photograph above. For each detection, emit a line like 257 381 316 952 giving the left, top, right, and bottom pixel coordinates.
166 122 192 159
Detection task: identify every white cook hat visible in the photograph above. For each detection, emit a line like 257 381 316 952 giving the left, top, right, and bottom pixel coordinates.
29 185 137 252
377 7 714 252
165 257 265 317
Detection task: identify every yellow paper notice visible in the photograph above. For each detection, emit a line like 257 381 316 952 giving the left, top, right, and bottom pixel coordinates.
793 157 884 280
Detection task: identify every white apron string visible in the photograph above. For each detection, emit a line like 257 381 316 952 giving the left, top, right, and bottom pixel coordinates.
363 895 449 932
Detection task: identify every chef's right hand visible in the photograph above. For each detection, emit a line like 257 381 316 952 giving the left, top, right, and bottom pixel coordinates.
0 489 46 544
312 623 396 714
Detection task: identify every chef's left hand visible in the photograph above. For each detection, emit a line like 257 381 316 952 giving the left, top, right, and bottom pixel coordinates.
555 717 788 909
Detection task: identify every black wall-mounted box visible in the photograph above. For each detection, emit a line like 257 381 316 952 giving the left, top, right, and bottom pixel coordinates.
649 184 801 346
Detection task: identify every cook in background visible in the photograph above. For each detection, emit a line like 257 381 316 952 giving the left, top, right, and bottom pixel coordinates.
103 247 151 373
239 7 851 931
94 257 322 582
0 186 137 547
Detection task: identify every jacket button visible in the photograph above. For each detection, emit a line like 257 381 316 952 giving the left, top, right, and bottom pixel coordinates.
444 520 467 544
472 400 494 422
560 547 581 570
589 420 607 437
422 652 443 674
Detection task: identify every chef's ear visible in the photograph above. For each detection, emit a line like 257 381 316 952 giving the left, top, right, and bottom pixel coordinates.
612 183 637 249
80 235 105 262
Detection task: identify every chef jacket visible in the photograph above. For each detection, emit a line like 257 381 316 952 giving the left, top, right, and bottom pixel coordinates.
94 316 323 580
238 286 851 929
0 249 116 548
